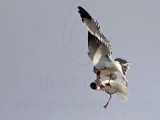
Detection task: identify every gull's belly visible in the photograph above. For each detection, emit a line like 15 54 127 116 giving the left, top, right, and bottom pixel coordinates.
92 52 115 70
92 55 112 70
94 60 114 70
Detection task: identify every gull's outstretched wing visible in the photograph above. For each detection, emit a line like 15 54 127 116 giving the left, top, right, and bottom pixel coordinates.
78 6 114 67
78 6 111 50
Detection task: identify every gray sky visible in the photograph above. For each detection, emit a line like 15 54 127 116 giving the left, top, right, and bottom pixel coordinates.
0 0 160 120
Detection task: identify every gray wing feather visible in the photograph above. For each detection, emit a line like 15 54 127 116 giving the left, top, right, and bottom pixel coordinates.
88 32 100 61
88 32 112 66
78 6 113 62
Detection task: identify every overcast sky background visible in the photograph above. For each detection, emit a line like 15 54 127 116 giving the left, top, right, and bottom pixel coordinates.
0 0 160 120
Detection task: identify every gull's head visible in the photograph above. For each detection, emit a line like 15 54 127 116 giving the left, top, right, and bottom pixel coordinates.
90 79 106 90
90 82 97 90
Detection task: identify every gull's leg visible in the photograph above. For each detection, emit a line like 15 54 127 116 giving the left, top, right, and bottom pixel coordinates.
93 67 100 79
97 72 100 79
104 94 112 109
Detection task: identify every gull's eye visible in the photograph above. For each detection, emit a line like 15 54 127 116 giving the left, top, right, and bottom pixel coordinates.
90 82 97 90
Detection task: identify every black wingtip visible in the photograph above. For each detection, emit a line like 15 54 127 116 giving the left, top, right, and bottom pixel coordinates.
78 6 82 9
115 58 129 64
78 6 92 20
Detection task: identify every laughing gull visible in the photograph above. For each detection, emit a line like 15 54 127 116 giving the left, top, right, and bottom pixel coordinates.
90 74 128 108
78 6 130 84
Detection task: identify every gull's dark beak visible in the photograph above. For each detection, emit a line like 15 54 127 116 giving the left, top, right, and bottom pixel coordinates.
90 82 97 90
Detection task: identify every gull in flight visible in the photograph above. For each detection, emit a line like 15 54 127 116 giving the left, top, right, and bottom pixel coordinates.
90 73 128 108
77 6 130 85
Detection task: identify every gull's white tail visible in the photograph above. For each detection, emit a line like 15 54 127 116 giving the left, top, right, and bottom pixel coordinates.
110 78 129 102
